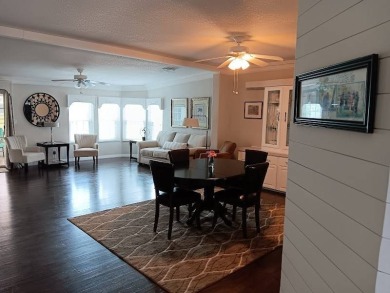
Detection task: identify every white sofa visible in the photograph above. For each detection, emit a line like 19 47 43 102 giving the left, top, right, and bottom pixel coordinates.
137 131 206 165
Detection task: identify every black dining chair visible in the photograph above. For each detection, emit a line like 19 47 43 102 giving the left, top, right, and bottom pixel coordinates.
245 149 268 166
168 149 190 167
214 162 269 238
149 160 201 239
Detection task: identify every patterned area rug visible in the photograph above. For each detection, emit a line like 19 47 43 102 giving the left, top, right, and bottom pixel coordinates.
69 199 284 293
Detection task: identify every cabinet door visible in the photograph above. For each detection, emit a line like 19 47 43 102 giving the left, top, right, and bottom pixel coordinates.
264 164 277 190
263 156 278 190
262 87 282 149
276 157 288 192
281 88 293 150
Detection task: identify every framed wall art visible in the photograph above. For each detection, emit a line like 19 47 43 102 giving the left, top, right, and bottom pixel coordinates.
294 54 378 133
171 98 188 127
191 97 210 129
244 101 263 119
23 92 60 127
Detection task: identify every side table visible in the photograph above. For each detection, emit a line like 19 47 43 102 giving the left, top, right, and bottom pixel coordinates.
37 142 70 167
129 140 139 161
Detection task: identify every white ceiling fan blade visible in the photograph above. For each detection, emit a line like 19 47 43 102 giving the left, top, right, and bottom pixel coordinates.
51 79 77 82
217 57 235 68
195 56 230 63
247 58 268 67
249 54 283 61
89 80 110 86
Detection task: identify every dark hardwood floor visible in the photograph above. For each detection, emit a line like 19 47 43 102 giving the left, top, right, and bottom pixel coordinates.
0 158 284 293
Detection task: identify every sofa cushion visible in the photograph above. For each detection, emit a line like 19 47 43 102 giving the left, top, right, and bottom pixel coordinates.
188 134 206 148
173 133 190 143
156 131 176 147
162 141 187 150
140 147 162 157
152 149 170 159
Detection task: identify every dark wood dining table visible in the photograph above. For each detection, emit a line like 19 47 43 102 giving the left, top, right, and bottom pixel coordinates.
174 158 245 226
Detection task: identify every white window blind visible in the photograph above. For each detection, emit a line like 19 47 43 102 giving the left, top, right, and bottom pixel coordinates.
123 104 146 140
98 103 120 141
69 102 95 142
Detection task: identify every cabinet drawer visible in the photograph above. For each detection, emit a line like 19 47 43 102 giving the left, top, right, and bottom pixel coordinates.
266 155 278 165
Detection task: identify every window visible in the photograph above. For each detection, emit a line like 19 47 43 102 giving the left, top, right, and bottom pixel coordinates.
98 104 120 141
147 105 163 140
123 104 146 140
69 102 94 142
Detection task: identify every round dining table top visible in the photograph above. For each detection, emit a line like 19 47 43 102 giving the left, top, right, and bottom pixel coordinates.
174 158 245 181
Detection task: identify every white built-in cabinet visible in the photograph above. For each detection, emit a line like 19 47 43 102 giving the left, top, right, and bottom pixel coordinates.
238 84 293 193
262 86 293 151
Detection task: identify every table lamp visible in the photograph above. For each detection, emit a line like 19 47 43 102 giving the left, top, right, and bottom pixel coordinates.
183 118 209 149
43 122 59 144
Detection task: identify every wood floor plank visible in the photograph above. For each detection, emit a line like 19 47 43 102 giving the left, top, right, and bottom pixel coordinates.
0 158 284 292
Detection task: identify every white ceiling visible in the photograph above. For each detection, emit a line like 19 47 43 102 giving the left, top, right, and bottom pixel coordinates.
0 0 298 90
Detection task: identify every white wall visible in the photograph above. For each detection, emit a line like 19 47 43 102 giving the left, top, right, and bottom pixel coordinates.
281 1 390 292
10 84 143 160
218 68 294 151
147 76 215 141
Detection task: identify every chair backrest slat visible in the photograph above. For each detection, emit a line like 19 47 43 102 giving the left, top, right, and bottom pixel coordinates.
245 149 268 166
168 149 190 167
150 160 175 194
244 162 269 194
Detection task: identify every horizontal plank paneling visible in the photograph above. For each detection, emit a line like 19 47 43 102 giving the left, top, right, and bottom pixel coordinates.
289 141 389 200
282 238 333 293
284 217 362 292
281 253 312 293
295 20 390 77
375 271 390 293
296 0 390 58
383 202 390 238
374 94 390 129
288 180 382 268
280 272 298 293
288 161 386 234
297 0 361 37
285 200 377 293
298 0 321 16
378 237 390 273
290 124 390 167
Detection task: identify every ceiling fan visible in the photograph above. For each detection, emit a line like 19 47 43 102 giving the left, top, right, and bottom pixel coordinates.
195 36 283 70
51 68 110 88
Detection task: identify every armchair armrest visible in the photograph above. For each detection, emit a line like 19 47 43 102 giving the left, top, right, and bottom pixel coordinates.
193 148 219 159
9 149 24 162
137 140 158 149
74 143 80 150
94 143 99 149
24 146 43 152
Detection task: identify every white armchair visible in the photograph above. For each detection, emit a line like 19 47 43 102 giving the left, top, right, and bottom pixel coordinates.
4 136 45 170
74 134 99 166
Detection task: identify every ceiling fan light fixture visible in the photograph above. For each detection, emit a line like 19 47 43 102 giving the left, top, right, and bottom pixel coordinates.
228 58 250 70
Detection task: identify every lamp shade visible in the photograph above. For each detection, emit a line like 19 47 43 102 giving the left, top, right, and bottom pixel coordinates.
183 118 199 128
43 122 59 128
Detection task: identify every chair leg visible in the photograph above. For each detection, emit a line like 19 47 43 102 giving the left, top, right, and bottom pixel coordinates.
188 203 193 217
168 206 174 240
242 206 247 238
24 163 28 172
176 206 180 222
232 205 237 221
153 201 160 233
255 202 261 234
96 156 98 164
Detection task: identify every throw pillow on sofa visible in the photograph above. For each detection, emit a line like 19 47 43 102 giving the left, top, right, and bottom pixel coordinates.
162 141 188 150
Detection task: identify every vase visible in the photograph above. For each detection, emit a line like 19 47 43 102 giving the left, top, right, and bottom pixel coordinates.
208 156 214 167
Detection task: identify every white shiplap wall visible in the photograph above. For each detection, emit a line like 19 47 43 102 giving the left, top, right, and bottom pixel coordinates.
282 0 390 292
